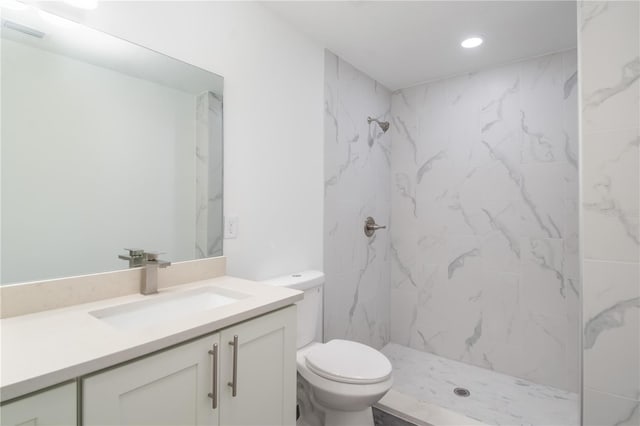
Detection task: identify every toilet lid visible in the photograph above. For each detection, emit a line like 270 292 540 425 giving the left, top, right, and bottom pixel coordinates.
304 339 392 384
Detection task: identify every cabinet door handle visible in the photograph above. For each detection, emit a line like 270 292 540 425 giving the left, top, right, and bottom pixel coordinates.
227 335 238 397
207 343 218 409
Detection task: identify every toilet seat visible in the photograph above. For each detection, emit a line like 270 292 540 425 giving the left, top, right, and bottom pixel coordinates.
304 339 392 384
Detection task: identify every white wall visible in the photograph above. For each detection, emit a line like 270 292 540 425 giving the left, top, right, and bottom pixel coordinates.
41 1 325 280
389 50 579 392
579 1 640 424
2 38 197 283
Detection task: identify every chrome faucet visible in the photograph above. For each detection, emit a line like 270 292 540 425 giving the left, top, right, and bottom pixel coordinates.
118 248 146 268
118 249 171 295
142 251 171 295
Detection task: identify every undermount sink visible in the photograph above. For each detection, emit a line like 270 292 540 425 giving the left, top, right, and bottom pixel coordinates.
90 286 250 330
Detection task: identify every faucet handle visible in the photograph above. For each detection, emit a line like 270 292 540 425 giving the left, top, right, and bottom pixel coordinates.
144 251 171 268
119 248 146 267
144 251 164 261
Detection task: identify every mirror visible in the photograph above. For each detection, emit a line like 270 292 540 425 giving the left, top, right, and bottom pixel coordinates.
1 8 224 285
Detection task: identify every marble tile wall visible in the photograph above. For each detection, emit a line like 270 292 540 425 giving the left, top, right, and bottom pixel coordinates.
207 93 224 258
580 1 640 424
389 50 580 392
323 51 391 349
196 92 224 259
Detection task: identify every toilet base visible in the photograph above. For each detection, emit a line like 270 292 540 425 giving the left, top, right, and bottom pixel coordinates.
297 374 376 426
323 406 374 426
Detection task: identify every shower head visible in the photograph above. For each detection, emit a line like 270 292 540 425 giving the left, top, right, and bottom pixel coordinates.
367 116 390 133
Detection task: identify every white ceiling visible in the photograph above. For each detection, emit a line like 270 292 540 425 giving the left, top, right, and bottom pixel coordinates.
266 1 577 90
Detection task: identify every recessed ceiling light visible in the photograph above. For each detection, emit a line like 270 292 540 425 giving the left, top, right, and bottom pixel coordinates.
461 37 483 49
63 0 98 10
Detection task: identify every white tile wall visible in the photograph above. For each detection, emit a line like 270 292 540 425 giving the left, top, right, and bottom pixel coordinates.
580 1 640 423
583 261 640 401
389 50 580 392
324 49 581 392
323 51 391 349
583 389 640 426
195 92 223 259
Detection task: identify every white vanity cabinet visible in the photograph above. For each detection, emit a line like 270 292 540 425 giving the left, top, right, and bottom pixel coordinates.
83 333 220 425
0 382 77 426
219 305 297 426
83 305 296 426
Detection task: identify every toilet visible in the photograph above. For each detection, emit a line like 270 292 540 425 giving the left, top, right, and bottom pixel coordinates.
263 271 393 426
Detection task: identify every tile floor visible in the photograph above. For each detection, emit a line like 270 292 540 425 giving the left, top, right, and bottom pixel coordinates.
378 344 579 426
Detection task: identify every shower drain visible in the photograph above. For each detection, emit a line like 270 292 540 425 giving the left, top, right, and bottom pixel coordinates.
453 387 471 397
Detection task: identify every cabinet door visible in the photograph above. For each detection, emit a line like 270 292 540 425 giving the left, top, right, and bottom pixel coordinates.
0 382 76 426
219 306 297 426
83 333 219 426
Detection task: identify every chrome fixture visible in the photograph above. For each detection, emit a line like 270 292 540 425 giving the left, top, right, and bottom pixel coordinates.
364 217 387 237
228 335 239 397
143 252 171 295
118 249 171 295
208 343 219 409
367 116 390 133
454 387 471 397
118 248 145 268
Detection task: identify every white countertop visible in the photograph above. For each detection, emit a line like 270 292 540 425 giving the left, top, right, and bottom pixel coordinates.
0 276 302 401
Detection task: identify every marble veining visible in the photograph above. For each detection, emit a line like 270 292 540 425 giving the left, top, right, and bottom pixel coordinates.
583 57 640 109
393 115 419 165
481 207 520 258
381 343 578 426
416 150 446 184
395 173 417 217
564 71 578 100
390 50 579 392
584 297 640 349
448 248 480 279
564 132 579 169
583 260 640 403
580 1 609 30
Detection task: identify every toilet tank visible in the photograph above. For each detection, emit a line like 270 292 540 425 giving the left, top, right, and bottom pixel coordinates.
262 271 324 349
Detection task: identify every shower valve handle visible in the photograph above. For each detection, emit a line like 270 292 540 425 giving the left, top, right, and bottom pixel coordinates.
364 217 386 237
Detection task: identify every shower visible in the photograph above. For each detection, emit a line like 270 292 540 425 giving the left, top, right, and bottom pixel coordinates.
367 116 390 133
325 44 581 425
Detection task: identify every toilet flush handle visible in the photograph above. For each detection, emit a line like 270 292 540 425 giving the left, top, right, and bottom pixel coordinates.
364 217 386 237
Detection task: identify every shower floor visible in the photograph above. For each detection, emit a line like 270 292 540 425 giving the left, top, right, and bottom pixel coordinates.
376 344 579 426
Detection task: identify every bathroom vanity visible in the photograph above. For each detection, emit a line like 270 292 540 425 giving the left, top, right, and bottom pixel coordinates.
0 273 301 425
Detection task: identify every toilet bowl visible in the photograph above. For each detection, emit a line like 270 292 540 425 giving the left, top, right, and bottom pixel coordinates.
297 340 392 426
263 271 393 426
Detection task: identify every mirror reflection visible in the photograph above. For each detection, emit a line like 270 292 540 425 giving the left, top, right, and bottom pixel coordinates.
1 8 224 285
